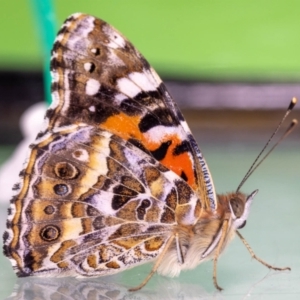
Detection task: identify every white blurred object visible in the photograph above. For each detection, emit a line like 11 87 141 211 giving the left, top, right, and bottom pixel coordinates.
0 102 47 204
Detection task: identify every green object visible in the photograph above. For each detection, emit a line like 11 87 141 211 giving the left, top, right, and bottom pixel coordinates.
31 0 57 105
1 1 300 81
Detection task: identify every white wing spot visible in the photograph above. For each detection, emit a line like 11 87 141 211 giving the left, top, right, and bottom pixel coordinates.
50 91 60 110
180 120 192 134
117 77 141 98
51 51 58 60
55 34 63 43
86 79 100 95
129 71 158 92
144 125 186 144
103 25 126 49
149 67 162 85
51 70 59 83
112 33 125 48
89 105 96 112
72 149 89 162
114 93 127 104
84 62 93 72
61 70 71 113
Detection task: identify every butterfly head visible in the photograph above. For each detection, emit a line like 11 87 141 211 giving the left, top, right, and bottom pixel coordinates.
226 189 258 229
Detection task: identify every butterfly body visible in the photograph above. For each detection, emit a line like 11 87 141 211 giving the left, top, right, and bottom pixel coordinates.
157 191 252 275
3 13 289 290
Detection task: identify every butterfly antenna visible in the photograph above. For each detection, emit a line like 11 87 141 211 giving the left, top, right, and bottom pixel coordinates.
244 119 297 180
236 97 297 193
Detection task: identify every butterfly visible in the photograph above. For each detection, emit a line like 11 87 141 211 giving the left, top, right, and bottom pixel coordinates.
3 13 292 291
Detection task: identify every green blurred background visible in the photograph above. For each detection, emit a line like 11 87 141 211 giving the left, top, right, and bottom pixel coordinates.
0 0 299 145
1 0 300 80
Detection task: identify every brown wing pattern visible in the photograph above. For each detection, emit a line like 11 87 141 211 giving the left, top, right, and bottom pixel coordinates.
4 125 200 276
47 13 216 210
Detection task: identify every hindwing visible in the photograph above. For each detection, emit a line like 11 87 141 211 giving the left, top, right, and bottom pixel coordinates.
4 125 200 276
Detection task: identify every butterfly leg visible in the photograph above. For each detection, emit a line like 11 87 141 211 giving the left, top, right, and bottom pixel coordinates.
236 230 291 271
175 233 184 264
213 216 230 291
128 234 176 292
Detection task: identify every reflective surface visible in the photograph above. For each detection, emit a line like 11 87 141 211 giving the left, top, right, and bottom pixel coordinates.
0 112 299 300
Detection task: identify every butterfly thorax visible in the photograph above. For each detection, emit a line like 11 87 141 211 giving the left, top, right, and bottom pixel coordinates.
157 191 256 277
191 191 255 260
157 211 226 277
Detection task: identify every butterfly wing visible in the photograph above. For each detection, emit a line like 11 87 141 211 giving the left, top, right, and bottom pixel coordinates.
4 125 200 276
48 13 216 210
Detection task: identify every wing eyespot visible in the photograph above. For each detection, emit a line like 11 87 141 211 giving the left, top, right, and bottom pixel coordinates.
91 48 100 55
40 225 60 241
44 205 55 215
54 162 79 180
84 62 96 73
53 184 69 196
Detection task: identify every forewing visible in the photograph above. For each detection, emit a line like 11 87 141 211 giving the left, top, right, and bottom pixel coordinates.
48 13 216 210
4 125 200 276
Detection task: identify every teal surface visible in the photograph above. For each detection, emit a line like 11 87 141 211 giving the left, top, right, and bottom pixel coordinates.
0 121 299 299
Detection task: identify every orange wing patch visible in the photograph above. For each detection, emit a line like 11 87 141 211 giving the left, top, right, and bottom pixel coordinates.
101 113 196 191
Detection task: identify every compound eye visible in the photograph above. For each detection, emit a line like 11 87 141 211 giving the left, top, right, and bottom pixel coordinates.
237 220 247 229
229 197 245 218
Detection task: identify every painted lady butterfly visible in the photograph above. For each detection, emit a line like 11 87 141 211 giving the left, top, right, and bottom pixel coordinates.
3 13 293 291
